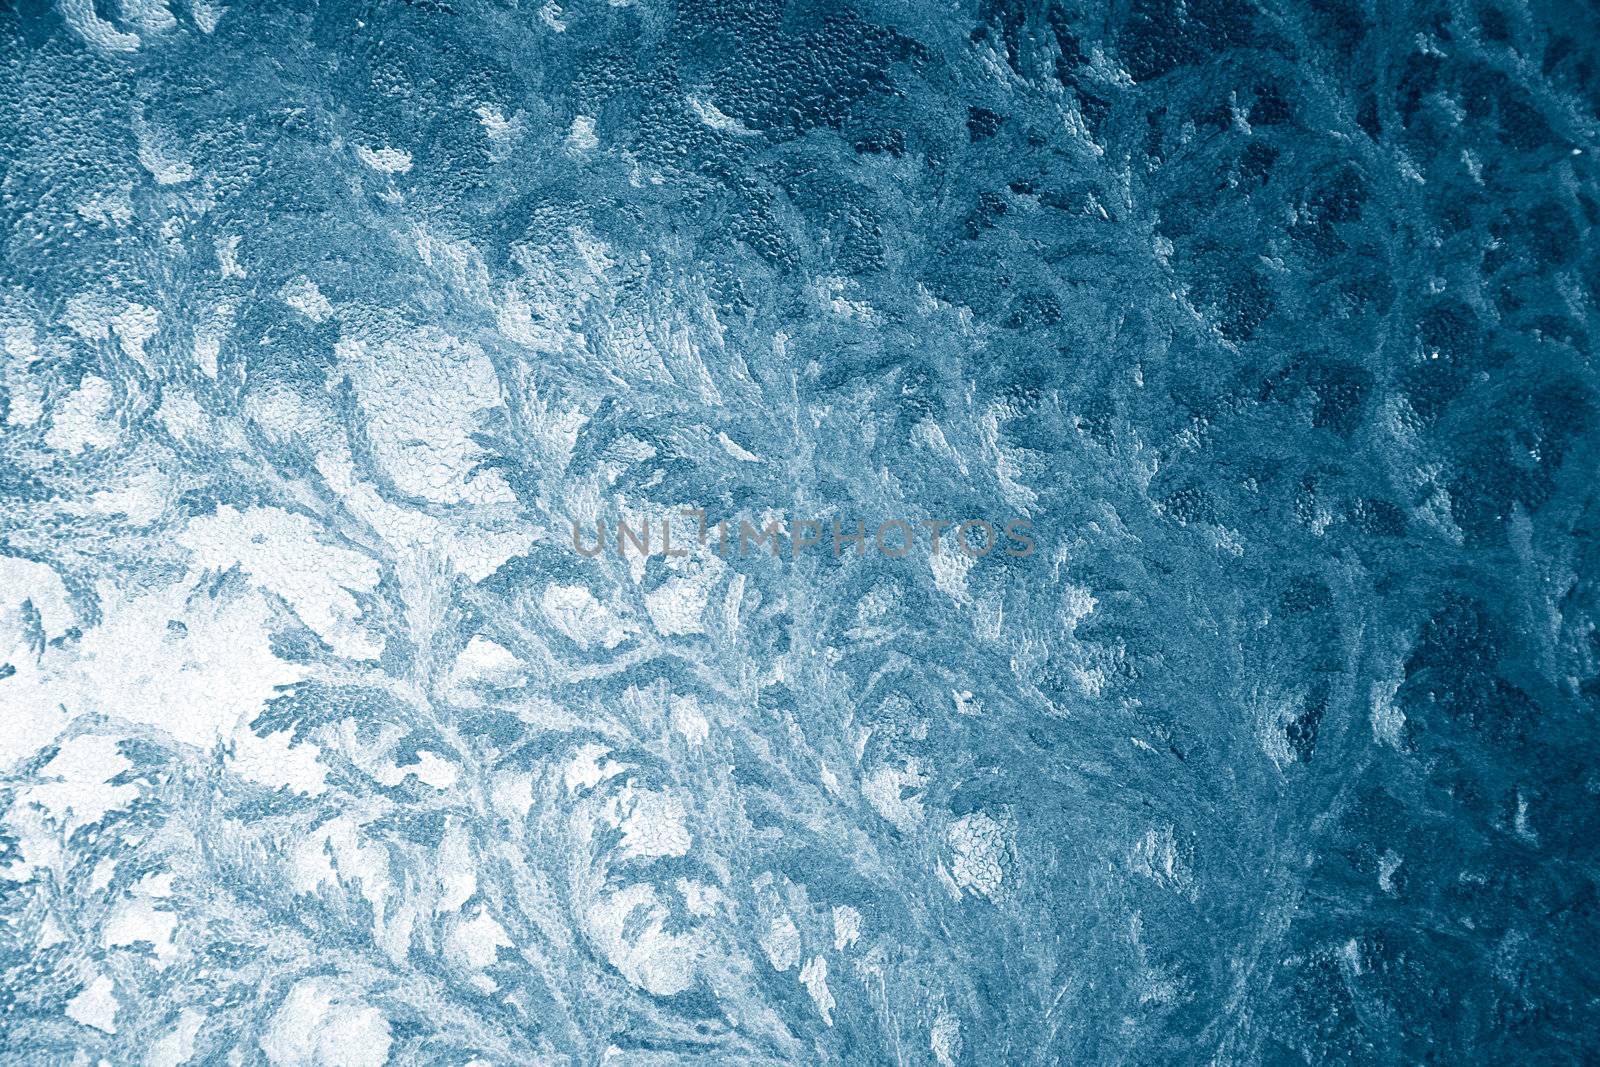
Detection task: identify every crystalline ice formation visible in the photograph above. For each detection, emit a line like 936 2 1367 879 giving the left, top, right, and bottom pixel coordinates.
3 0 1599 1063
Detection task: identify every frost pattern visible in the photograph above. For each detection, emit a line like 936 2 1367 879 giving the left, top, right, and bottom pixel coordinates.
3 0 1599 1063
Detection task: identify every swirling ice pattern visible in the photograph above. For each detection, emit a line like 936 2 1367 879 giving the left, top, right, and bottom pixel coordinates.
2 0 1598 1063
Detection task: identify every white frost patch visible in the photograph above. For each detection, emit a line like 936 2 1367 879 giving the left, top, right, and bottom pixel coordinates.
687 96 757 136
1253 687 1311 771
446 907 511 974
45 375 118 453
2 575 304 771
490 772 534 820
116 302 159 361
761 914 801 972
191 1 226 33
448 637 525 703
73 462 172 525
948 812 1006 899
542 584 635 650
455 635 520 679
73 184 134 226
932 1010 962 1067
37 917 65 947
192 317 227 378
119 0 177 35
435 821 477 913
216 235 246 279
584 883 698 996
1516 789 1537 844
89 858 117 893
0 554 75 681
63 297 160 364
564 743 626 794
676 879 729 918
815 276 878 321
104 895 178 965
910 417 964 469
355 145 412 174
538 1 567 30
313 446 530 582
474 104 519 137
179 505 382 659
260 978 392 1067
137 871 175 898
338 328 513 505
832 904 862 951
59 0 141 52
229 728 328 796
669 694 709 746
67 973 120 1034
136 130 194 185
974 591 1008 646
799 956 835 1026
414 228 494 305
1129 825 1196 900
567 115 599 152
376 751 458 790
281 278 334 321
717 431 761 461
25 735 138 834
931 547 974 605
645 576 708 636
145 1008 204 1067
863 761 927 832
1062 583 1098 633
1378 849 1403 895
614 787 691 860
3 320 38 360
1370 677 1406 748
94 582 301 747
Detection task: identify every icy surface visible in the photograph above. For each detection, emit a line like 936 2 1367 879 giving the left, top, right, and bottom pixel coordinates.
3 0 1599 1063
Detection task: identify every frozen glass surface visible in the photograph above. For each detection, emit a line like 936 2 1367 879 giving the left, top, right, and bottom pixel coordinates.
1 0 1597 1062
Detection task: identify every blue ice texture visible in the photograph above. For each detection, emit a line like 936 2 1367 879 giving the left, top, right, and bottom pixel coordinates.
1 0 1598 1063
